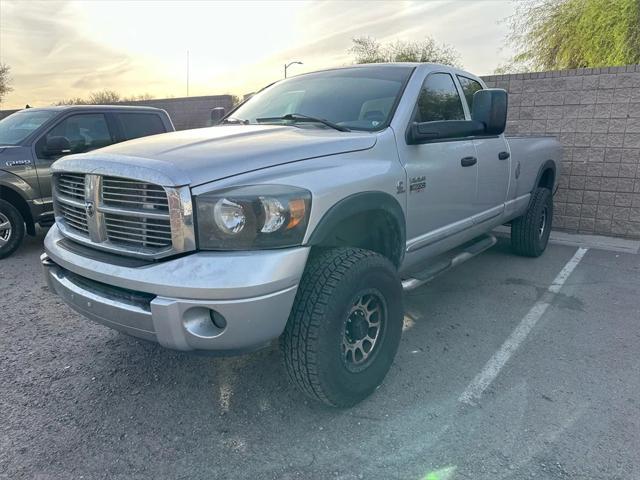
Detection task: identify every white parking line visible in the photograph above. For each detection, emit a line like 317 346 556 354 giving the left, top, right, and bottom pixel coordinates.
458 247 589 405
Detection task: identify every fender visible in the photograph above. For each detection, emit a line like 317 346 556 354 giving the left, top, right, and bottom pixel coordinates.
0 169 39 201
533 159 557 194
307 191 406 265
0 171 37 234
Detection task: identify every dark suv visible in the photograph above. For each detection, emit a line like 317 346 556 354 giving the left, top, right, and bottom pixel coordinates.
0 105 174 258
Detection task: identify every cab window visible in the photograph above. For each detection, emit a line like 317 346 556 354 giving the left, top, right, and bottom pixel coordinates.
36 113 113 157
414 73 465 123
117 113 167 140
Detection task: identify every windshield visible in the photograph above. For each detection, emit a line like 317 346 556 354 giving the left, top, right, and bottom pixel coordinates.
230 66 414 132
0 110 56 146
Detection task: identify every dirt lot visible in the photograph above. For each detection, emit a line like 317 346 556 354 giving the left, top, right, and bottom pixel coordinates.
1 230 639 480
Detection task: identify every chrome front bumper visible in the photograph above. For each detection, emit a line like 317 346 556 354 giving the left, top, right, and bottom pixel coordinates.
42 225 309 352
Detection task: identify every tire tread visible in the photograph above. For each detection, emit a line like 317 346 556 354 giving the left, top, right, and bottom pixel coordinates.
281 248 388 406
511 187 552 257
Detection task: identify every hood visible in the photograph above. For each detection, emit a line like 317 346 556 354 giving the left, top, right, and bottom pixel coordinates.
53 125 377 187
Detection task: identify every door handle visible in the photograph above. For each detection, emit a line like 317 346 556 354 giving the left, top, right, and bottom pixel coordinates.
460 156 477 167
498 151 510 160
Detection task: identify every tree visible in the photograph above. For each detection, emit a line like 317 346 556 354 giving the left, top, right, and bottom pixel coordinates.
502 0 640 72
122 93 155 102
88 89 121 104
349 36 460 66
54 97 88 106
54 91 155 105
0 64 13 105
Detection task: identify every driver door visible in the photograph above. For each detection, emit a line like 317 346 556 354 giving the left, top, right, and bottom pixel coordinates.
396 72 479 253
33 112 116 202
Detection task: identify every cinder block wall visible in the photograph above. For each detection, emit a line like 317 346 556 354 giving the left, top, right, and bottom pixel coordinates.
121 94 235 131
0 109 19 120
482 65 640 238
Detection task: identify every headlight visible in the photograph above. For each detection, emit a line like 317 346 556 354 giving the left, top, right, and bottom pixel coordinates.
195 185 312 250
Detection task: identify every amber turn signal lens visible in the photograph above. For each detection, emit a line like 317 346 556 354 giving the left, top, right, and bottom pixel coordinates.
287 198 306 230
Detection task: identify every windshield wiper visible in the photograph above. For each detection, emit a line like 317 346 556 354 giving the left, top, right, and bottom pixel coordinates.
255 113 351 132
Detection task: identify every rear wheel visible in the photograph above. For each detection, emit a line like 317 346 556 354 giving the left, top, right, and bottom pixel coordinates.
0 199 25 259
281 248 403 407
511 187 552 257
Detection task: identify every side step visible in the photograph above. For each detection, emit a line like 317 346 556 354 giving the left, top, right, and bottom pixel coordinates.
401 233 497 291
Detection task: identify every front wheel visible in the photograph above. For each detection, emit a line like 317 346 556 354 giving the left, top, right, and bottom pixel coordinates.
511 187 553 257
0 199 25 259
281 248 403 407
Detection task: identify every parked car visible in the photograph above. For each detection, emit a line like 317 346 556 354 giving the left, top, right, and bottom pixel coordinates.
0 105 174 258
41 64 561 407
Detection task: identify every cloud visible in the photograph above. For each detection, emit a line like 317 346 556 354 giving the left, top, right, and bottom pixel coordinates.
1 0 134 106
0 0 516 109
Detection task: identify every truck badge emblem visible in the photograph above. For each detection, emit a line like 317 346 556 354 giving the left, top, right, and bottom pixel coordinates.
85 201 95 217
396 180 405 194
5 160 32 167
409 176 426 193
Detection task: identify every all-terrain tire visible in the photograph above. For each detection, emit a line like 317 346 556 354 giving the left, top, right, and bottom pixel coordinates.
511 187 553 257
281 248 403 408
0 199 25 259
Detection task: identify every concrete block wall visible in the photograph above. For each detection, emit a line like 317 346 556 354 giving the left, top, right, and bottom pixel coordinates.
121 94 235 131
0 109 19 120
482 65 640 238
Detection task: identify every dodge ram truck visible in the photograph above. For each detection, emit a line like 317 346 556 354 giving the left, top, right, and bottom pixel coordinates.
41 64 561 407
0 105 174 258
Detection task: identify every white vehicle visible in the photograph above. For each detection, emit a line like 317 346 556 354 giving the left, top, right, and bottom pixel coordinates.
42 64 561 407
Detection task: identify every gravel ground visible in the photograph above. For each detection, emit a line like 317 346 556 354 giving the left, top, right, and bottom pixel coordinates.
1 229 639 480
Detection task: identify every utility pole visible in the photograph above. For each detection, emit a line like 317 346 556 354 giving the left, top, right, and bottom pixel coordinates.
186 50 190 97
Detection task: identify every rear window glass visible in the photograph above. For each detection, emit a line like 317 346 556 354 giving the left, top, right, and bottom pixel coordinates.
118 113 166 140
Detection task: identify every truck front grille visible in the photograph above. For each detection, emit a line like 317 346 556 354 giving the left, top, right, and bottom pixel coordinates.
53 172 194 259
56 173 86 201
102 177 169 212
58 203 89 235
104 213 173 248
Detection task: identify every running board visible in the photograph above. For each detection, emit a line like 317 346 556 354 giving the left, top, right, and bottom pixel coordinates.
401 234 497 291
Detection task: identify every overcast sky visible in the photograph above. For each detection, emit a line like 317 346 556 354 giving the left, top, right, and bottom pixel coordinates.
0 0 517 109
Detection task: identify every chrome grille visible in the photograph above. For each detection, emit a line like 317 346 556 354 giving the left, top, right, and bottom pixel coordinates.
56 173 85 201
100 177 172 250
58 202 89 234
102 177 169 212
53 172 195 259
104 213 172 248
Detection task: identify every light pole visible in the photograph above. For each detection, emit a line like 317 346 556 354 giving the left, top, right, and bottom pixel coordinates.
284 61 303 78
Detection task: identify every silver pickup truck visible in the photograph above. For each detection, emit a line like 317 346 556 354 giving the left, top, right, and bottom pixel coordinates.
41 63 561 407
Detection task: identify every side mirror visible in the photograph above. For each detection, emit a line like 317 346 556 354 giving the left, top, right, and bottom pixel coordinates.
471 89 508 135
210 107 226 125
45 136 71 157
407 120 484 144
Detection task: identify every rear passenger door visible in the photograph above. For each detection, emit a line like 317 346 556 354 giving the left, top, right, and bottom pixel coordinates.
457 75 511 217
114 112 168 141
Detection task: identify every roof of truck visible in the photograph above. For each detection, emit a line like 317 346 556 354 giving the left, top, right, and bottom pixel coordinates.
291 62 480 81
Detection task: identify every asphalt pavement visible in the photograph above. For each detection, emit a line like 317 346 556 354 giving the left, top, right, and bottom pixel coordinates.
1 229 639 480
